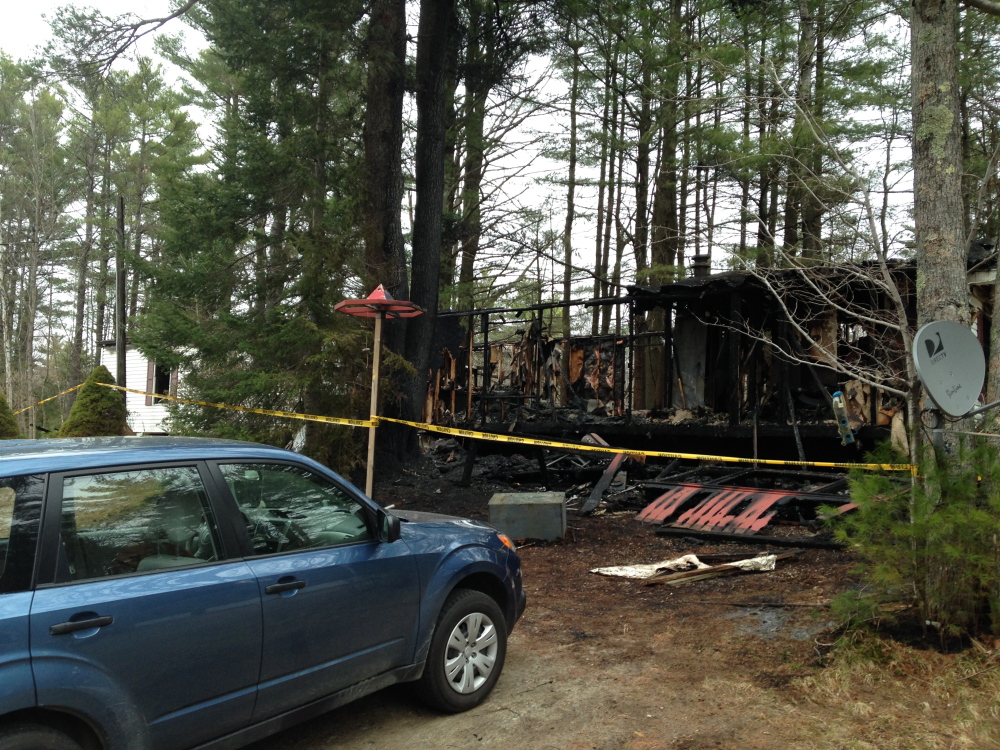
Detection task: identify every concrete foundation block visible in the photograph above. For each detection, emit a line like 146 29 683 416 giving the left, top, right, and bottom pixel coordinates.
488 492 566 541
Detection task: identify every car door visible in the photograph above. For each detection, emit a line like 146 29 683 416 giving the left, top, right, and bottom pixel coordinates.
29 462 263 750
0 474 44 714
213 461 419 722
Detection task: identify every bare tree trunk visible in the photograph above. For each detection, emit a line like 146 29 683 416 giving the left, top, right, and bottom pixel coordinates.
755 37 776 266
784 0 816 256
706 79 722 257
592 58 611 335
600 52 620 336
633 2 653 282
362 0 409 308
802 0 825 257
739 17 752 259
611 89 627 337
439 47 462 309
0 196 11 402
678 38 692 274
560 42 580 407
94 149 110 349
912 0 966 328
71 164 95 387
692 44 703 262
457 6 491 311
301 43 335 465
404 0 460 433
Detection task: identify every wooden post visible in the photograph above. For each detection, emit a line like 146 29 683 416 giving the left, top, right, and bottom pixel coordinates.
664 303 674 408
627 299 635 417
466 314 474 420
365 311 384 498
480 312 490 423
449 352 457 416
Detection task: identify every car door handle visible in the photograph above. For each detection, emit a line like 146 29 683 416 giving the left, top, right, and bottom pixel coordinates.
264 579 307 595
50 616 114 635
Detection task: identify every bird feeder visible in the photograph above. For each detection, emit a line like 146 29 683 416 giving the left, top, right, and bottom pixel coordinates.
335 285 423 497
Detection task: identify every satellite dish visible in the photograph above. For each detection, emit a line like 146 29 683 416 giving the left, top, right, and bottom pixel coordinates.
913 320 985 417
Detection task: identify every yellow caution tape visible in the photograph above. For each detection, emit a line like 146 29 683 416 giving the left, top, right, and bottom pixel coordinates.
96 383 374 428
377 416 916 473
73 381 913 472
14 384 86 415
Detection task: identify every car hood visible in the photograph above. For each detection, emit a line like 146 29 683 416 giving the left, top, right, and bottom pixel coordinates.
394 509 492 528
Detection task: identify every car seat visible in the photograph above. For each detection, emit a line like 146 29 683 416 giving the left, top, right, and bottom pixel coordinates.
137 492 217 571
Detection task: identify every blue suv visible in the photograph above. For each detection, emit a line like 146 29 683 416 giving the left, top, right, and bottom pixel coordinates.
0 438 525 750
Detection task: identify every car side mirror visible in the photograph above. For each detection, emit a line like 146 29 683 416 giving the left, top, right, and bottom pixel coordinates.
377 509 401 543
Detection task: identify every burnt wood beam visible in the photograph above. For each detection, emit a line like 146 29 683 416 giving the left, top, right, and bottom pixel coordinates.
728 294 742 426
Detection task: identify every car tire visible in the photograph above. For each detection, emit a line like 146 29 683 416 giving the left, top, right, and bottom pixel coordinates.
0 723 83 750
416 588 508 713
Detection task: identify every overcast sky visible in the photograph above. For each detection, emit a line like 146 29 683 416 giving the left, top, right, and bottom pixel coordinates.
0 1 193 63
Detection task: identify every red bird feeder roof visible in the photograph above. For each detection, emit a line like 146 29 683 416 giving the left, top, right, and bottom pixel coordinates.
334 285 424 319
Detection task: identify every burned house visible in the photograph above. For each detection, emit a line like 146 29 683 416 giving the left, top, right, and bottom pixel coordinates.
425 255 993 464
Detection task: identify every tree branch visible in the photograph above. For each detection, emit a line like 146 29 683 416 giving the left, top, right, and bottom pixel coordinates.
102 0 203 70
963 0 1000 18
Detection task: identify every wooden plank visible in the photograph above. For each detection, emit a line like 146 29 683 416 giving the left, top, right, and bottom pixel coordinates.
645 550 804 586
691 550 805 564
646 565 743 586
433 369 442 422
450 351 457 416
145 360 155 407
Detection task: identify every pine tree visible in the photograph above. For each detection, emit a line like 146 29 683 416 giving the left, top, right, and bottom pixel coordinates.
135 0 371 470
0 391 20 439
58 366 127 437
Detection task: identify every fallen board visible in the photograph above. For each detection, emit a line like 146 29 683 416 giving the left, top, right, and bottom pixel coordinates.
654 526 845 549
581 452 627 513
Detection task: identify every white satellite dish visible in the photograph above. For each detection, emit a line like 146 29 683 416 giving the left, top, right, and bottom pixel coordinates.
913 320 986 417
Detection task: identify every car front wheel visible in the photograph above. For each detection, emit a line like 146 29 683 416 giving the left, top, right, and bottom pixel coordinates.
0 723 83 750
416 589 508 712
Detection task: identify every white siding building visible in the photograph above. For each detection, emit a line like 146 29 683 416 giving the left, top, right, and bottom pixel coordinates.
99 343 178 435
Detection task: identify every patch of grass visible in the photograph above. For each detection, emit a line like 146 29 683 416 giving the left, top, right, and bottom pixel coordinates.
794 633 1000 749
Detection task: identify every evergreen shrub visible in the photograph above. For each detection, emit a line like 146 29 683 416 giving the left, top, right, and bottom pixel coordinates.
0 391 20 439
59 366 128 437
832 440 1000 638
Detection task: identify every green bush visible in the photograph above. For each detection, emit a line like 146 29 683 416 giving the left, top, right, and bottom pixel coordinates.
832 440 1000 638
59 366 128 437
0 390 20 439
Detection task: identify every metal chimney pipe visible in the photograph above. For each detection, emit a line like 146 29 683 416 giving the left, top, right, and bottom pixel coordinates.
692 254 711 277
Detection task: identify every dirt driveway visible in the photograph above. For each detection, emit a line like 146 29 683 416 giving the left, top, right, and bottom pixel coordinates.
247 479 999 750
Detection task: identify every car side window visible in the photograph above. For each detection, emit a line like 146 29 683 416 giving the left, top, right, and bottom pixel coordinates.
219 463 372 555
0 486 13 578
0 474 44 594
58 466 221 581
